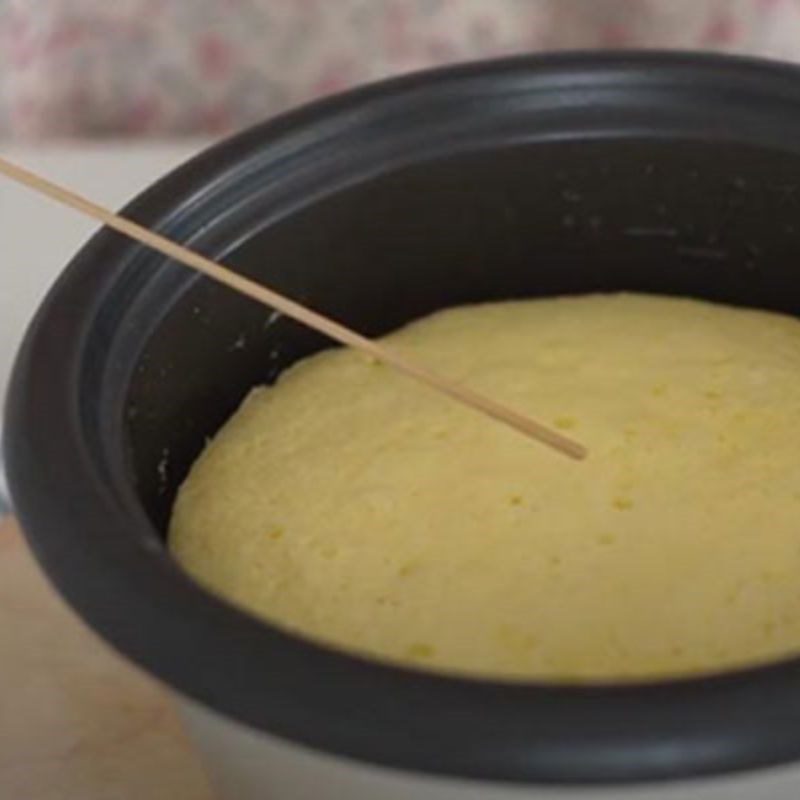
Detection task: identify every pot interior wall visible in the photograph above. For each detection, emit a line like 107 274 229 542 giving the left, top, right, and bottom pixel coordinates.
124 138 800 533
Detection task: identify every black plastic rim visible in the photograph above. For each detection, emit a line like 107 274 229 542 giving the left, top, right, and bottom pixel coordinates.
8 51 800 786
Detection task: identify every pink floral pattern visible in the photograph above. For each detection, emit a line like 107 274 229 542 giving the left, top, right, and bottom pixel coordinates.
1 0 799 138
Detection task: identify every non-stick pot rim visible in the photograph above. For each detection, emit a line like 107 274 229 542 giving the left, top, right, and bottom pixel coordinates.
8 51 800 786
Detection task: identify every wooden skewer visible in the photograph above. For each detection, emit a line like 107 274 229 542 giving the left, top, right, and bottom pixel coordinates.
0 156 587 461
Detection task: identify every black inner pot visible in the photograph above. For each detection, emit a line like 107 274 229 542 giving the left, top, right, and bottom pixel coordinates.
8 52 800 785
129 138 800 533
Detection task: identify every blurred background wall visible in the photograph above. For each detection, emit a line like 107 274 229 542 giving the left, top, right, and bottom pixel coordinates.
2 0 799 140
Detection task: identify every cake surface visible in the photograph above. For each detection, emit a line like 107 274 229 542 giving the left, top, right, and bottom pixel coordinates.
170 293 800 681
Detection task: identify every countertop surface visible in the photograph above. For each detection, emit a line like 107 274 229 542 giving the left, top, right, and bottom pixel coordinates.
0 516 214 800
1 142 214 799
